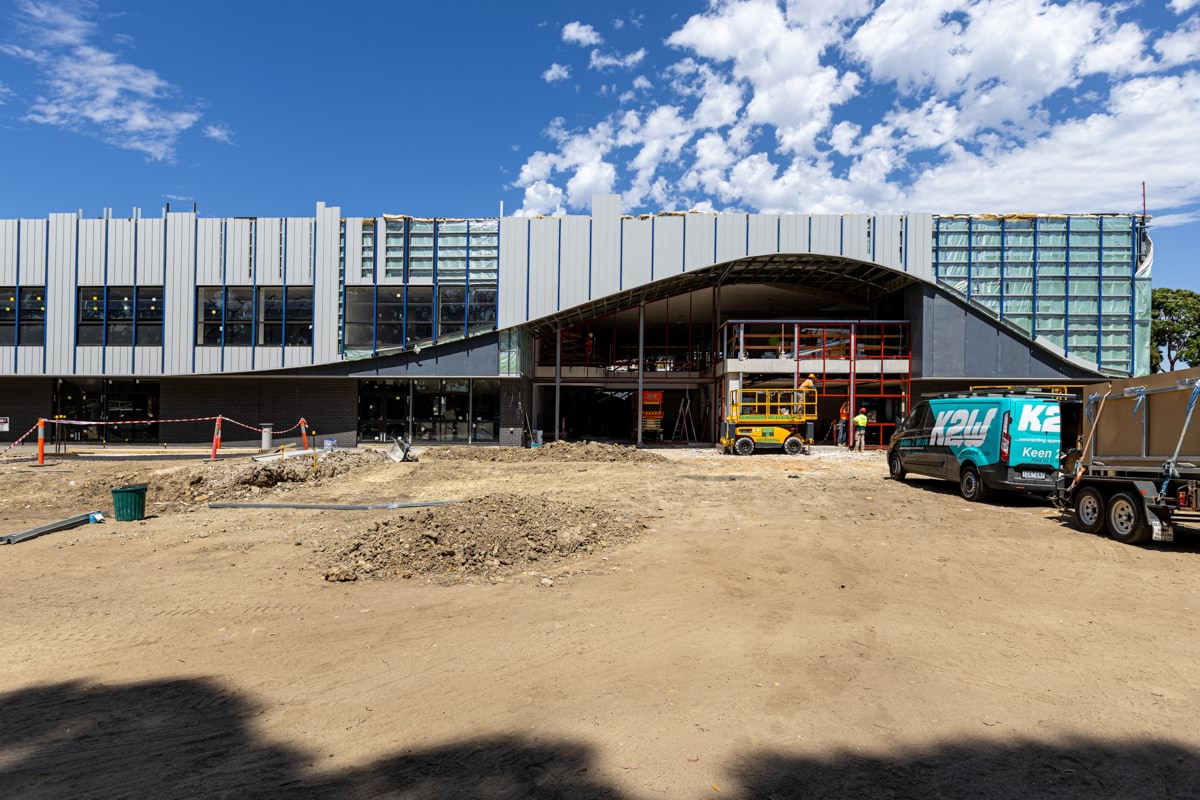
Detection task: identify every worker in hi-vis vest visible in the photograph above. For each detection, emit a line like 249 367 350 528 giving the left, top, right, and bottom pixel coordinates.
853 408 869 452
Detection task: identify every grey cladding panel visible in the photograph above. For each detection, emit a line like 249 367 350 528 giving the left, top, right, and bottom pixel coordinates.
528 218 558 320
137 219 164 284
810 215 839 256
44 214 76 374
779 215 809 252
559 217 590 311
77 219 105 284
906 213 933 281
498 217 528 328
163 213 196 375
226 219 253 285
256 218 283 285
621 217 652 290
286 218 314 285
76 347 102 376
196 218 222 285
874 215 903 270
653 216 683 278
842 215 870 261
747 215 779 256
0 220 15 283
313 205 341 364
344 218 367 286
716 214 747 263
108 219 135 284
19 220 47 285
684 214 716 272
107 347 132 377
590 201 620 301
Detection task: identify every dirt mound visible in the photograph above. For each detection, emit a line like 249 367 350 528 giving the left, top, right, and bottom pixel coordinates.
319 493 643 584
85 450 393 511
424 440 667 464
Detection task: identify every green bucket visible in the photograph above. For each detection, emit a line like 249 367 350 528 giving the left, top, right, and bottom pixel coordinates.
111 483 148 522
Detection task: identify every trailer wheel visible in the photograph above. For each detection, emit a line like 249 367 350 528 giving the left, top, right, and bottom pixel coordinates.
734 437 755 456
783 436 804 456
1073 486 1106 535
888 452 907 481
959 465 989 502
1106 491 1150 545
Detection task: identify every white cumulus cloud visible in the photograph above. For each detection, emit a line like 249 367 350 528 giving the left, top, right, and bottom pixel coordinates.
202 123 233 144
542 62 571 82
562 21 602 46
589 47 646 71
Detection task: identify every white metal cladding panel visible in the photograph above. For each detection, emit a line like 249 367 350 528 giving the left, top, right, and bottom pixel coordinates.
163 213 196 375
343 217 367 287
17 346 41 375
76 347 103 376
779 215 809 252
810 215 840 255
0 220 16 283
17 219 47 284
77 219 105 285
528 218 559 320
255 218 283 285
255 347 282 371
135 347 161 375
621 217 652 290
136 219 164 284
874 215 903 271
716 214 747 263
498 217 528 328
45 214 76 374
285 218 314 285
195 348 220 374
748 214 780 256
284 346 310 369
906 213 934 281
653 216 684 277
684 214 716 272
226 219 253 285
225 347 253 373
559 217 590 310
590 208 620 301
107 219 136 284
313 205 341 364
0 346 11 373
843 215 870 261
106 347 132 376
196 218 223 285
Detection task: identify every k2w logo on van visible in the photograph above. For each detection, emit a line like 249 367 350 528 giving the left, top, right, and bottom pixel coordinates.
931 408 997 447
1017 404 1060 433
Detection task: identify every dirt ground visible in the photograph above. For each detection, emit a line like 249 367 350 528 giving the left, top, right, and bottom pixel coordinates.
2 444 1199 799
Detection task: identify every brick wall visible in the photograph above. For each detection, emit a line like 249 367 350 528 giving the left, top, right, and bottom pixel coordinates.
0 377 54 445
160 378 358 446
499 378 532 446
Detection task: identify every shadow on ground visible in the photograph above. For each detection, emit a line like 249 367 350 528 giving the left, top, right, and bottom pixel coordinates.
3 678 1198 799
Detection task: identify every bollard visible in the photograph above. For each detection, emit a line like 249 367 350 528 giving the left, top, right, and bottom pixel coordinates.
37 418 45 466
260 423 273 451
210 415 222 461
300 418 309 450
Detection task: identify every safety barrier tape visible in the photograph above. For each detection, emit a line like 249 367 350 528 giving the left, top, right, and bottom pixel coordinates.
0 423 41 458
48 416 219 426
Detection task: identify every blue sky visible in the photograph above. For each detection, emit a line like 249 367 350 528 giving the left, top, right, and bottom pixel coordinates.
0 0 1197 291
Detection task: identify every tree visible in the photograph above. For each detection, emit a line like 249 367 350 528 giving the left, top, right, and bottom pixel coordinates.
1151 288 1200 372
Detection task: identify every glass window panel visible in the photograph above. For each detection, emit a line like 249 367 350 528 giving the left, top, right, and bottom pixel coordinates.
80 287 105 322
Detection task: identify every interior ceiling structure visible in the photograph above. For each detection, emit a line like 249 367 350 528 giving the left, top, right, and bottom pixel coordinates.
526 253 918 337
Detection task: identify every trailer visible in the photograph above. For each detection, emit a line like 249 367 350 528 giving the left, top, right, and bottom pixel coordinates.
1056 367 1200 544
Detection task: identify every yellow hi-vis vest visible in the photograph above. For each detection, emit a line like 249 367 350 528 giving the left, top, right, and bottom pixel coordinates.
853 413 868 429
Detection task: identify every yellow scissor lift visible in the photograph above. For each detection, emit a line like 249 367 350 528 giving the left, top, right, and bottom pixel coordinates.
719 387 818 456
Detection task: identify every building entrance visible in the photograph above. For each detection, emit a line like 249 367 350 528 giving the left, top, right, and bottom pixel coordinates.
53 379 160 443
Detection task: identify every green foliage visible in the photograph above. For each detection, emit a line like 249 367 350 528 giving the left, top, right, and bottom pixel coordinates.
1151 288 1200 372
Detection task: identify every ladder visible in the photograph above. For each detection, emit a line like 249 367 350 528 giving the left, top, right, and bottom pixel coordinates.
671 396 698 444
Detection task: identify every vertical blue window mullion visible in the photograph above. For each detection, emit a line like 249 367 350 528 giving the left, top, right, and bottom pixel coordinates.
586 219 592 301
72 216 79 374
870 216 876 263
191 215 198 373
13 220 19 371
339 225 346 358
310 220 316 364
464 220 471 338
43 220 49 373
1063 216 1071 356
744 213 749 257
617 219 623 291
432 220 439 344
402 217 409 347
494 215 501 331
101 214 109 374
555 217 562 312
131 217 138 373
160 214 168 374
839 215 844 255
220 220 227 372
525 219 532 320
371 221 378 355
1129 216 1137 375
649 216 655 281
933 216 940 282
281 219 288 361
1031 217 1039 339
965 216 973 303
250 220 257 370
998 217 1006 322
1096 219 1103 368
903 214 909 273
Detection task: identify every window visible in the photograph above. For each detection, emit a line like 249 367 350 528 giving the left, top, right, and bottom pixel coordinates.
0 287 42 346
384 219 405 279
258 286 313 346
0 288 14 345
406 286 434 343
344 287 374 349
77 287 105 345
136 286 163 346
467 284 497 334
438 284 466 338
198 286 255 346
197 287 224 346
409 222 434 280
225 287 254 346
377 288 404 348
106 286 134 345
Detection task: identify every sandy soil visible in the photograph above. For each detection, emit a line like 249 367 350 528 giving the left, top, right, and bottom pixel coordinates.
2 445 1199 799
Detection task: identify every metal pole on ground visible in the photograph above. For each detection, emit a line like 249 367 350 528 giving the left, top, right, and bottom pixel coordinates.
554 328 562 441
37 418 45 466
637 303 645 446
260 423 273 451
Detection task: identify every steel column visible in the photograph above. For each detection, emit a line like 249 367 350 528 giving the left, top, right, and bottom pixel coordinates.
554 327 562 441
637 303 645 446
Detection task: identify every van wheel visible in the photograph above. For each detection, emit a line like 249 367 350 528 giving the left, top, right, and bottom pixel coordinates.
1073 486 1106 534
959 465 989 502
734 437 755 456
888 452 906 480
783 436 803 456
1106 491 1150 545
